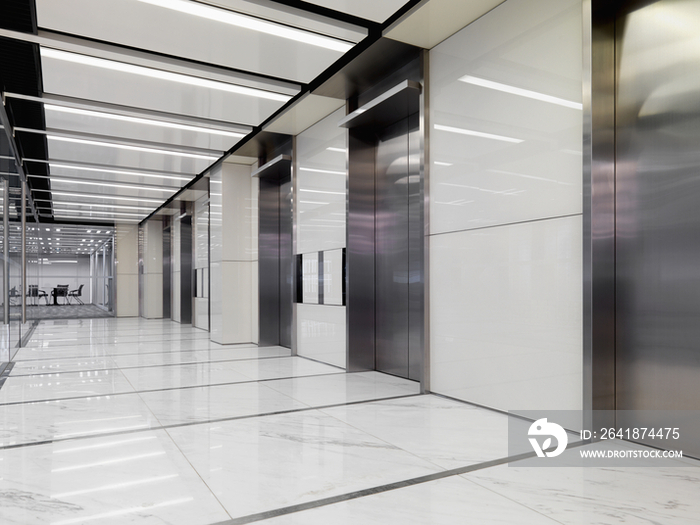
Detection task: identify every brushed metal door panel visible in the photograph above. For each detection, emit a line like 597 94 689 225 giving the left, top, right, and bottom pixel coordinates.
279 175 293 349
615 0 700 454
375 118 410 378
259 178 280 347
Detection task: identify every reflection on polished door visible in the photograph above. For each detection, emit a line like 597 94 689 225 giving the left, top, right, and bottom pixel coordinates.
615 0 700 455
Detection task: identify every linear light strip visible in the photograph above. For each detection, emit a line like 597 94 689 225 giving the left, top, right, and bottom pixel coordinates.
138 0 353 52
53 210 146 218
41 48 292 102
49 162 190 182
48 215 140 223
434 124 523 144
47 135 220 161
459 75 583 110
48 191 163 204
51 202 155 211
45 104 247 138
31 175 178 193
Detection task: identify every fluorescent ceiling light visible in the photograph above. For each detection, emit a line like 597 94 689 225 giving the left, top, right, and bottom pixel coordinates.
299 167 346 175
50 162 189 182
47 135 219 161
53 210 145 218
51 202 154 211
49 191 163 204
138 0 353 53
45 104 246 138
459 75 583 110
41 48 292 103
50 215 141 223
434 124 523 144
47 177 178 193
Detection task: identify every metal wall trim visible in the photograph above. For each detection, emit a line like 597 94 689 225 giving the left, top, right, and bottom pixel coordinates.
21 181 26 326
2 179 8 325
420 49 430 394
584 0 617 415
291 137 298 356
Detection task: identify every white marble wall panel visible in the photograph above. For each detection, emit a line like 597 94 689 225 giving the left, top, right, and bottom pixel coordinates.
115 223 139 317
297 304 346 369
429 0 582 235
210 163 257 344
295 109 348 367
194 194 209 330
430 216 582 412
296 107 347 255
428 0 583 413
142 220 163 319
172 218 181 323
323 248 343 306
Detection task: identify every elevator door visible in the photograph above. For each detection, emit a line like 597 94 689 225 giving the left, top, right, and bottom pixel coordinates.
375 115 421 380
615 0 700 452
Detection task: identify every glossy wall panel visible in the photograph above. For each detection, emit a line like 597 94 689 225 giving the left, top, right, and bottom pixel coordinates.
115 223 139 317
259 178 280 347
210 163 257 344
428 0 583 412
430 216 583 411
429 0 583 236
296 109 347 366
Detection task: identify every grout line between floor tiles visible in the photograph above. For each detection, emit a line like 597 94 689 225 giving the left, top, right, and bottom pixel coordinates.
0 393 424 451
208 441 591 525
0 370 348 407
8 354 294 377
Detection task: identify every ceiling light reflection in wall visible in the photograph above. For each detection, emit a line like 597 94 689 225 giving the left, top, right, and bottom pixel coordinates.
299 167 346 175
41 48 292 103
47 135 219 161
459 75 582 110
138 0 353 53
434 124 523 144
45 105 246 138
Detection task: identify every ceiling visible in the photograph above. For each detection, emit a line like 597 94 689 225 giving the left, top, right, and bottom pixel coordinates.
0 0 422 225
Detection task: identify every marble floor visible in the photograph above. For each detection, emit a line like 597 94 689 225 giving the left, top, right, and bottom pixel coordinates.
1 318 699 524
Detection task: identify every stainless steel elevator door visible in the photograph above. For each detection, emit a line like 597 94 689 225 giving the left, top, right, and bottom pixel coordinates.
375 119 410 377
616 0 700 427
279 175 293 349
259 178 280 347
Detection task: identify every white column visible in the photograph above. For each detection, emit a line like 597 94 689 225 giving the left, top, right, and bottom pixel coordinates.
210 162 258 344
141 220 163 319
115 223 139 317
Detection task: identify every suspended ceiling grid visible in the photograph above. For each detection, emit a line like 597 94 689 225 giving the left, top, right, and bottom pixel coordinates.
1 0 420 225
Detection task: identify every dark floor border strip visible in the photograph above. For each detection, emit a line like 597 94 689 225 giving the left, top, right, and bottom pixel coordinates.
11 342 258 362
8 353 293 377
211 440 591 525
0 370 347 407
0 393 424 451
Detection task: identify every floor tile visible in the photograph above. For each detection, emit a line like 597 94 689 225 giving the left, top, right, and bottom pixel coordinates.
0 369 136 404
0 430 230 525
0 394 160 446
167 410 443 520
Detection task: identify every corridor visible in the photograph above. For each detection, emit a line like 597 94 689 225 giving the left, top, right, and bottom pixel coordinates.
1 318 699 524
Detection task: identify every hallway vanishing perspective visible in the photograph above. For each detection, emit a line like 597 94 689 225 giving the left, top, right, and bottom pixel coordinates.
1 318 699 524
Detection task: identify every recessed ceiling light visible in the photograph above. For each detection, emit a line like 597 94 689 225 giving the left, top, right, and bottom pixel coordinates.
50 163 190 182
47 135 219 161
49 191 163 204
45 176 177 193
138 0 353 53
41 48 292 103
45 105 246 139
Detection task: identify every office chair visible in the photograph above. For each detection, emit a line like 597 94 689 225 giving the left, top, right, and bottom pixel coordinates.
68 284 84 305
